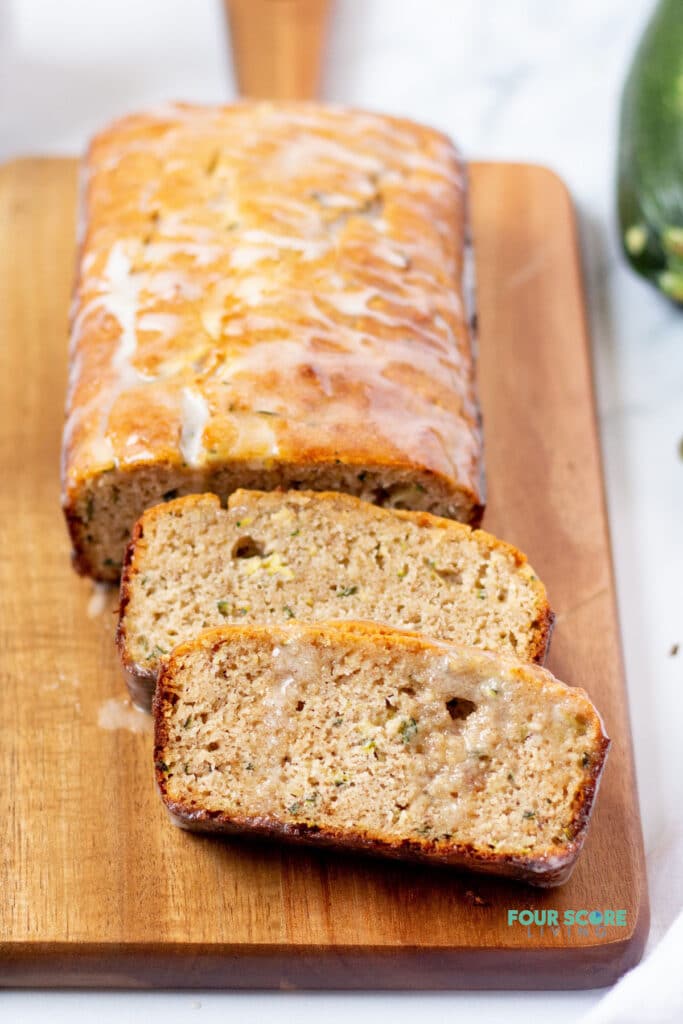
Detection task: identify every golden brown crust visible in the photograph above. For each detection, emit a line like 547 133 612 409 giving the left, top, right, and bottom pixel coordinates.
62 102 484 578
153 622 609 888
117 489 553 706
529 601 556 664
160 804 584 887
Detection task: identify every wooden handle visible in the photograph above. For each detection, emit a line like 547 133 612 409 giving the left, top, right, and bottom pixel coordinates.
224 0 332 100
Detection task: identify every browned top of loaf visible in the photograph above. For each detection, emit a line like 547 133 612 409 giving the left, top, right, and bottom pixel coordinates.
63 101 481 508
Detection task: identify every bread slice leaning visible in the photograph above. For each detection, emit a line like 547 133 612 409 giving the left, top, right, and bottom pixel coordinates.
153 621 609 887
118 489 554 708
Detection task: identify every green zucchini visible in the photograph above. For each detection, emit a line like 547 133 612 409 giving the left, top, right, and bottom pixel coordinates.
617 0 683 302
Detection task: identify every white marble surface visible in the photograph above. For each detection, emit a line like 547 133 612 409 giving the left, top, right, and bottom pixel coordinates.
2 0 681 1021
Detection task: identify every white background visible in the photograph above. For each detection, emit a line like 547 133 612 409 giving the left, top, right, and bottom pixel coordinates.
2 0 681 1021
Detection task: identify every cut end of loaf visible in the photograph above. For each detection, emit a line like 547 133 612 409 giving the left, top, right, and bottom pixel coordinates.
153 622 609 887
65 464 483 582
117 489 551 708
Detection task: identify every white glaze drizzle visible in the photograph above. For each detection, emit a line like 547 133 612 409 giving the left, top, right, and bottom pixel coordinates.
66 241 158 469
144 241 223 267
240 229 331 259
179 388 209 467
137 312 183 343
67 103 477 482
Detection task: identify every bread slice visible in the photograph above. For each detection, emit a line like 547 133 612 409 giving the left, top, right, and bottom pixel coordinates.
118 489 554 707
153 621 609 887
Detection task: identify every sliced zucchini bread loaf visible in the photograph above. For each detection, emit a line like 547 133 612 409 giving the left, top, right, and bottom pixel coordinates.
118 489 554 707
153 621 609 887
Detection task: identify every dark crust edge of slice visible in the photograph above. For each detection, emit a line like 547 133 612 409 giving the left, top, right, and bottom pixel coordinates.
531 604 556 665
62 500 103 579
152 632 610 889
116 512 159 707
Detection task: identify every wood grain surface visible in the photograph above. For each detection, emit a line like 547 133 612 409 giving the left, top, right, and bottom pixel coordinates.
0 158 648 989
224 0 332 100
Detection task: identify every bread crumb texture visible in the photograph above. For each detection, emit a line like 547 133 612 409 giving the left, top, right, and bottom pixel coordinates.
120 490 552 705
154 622 608 884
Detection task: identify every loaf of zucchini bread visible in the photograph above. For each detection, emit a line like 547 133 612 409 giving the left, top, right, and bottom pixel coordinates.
117 489 553 707
63 102 483 581
153 621 609 886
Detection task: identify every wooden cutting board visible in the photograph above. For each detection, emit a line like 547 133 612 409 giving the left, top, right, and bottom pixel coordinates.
0 159 648 989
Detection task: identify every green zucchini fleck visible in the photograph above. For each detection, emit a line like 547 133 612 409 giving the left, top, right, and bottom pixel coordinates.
399 717 418 743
